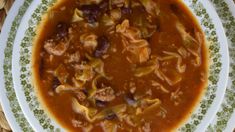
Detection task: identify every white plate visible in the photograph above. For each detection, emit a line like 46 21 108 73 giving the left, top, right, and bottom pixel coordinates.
0 0 232 131
208 0 235 131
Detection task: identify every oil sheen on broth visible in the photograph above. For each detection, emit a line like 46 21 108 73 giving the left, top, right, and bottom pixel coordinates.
32 0 208 131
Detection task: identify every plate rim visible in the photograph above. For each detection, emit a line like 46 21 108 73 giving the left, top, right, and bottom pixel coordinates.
1 0 233 131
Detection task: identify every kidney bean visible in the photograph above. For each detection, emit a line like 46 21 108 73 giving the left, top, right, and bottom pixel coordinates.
94 36 110 57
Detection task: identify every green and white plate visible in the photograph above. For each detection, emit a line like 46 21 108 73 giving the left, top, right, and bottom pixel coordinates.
207 0 235 132
0 0 234 132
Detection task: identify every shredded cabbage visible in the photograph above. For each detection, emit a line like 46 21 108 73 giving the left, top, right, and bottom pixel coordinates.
72 97 127 122
72 9 84 22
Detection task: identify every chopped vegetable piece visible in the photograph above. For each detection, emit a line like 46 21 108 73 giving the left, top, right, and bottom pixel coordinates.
116 19 151 63
139 0 160 16
54 64 69 84
101 120 118 132
72 98 98 122
101 14 115 26
88 75 101 98
80 33 98 53
72 9 84 22
134 65 156 77
55 84 78 93
141 98 161 114
44 39 70 56
95 104 127 121
134 57 159 77
94 86 116 102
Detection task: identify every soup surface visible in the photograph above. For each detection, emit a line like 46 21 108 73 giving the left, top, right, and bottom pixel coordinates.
33 0 208 131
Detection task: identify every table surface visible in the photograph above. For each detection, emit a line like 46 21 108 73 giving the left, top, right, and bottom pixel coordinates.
0 0 234 132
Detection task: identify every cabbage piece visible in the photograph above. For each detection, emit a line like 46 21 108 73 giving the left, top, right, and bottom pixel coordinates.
110 8 122 21
80 33 98 53
139 0 160 16
134 58 159 77
141 98 161 114
101 120 118 132
133 9 157 38
116 19 130 34
72 98 97 122
125 98 161 127
54 64 69 84
162 69 182 86
116 20 151 64
72 98 127 122
94 104 127 121
176 21 198 50
72 9 84 22
101 14 115 26
55 84 78 93
162 51 186 73
75 66 95 82
86 54 110 78
88 75 101 99
151 81 169 93
72 77 86 88
175 21 201 66
134 65 156 77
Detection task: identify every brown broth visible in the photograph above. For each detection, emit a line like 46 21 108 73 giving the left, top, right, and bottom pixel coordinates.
32 0 208 131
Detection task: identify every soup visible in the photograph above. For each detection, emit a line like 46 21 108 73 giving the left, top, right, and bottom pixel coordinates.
32 0 208 131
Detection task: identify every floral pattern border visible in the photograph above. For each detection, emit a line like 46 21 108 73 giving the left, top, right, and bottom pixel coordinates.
207 0 235 131
3 0 33 131
2 0 230 131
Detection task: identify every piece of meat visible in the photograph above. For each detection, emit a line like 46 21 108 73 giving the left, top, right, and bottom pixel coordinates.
44 39 70 56
76 91 87 101
66 51 80 63
94 87 115 102
80 33 98 53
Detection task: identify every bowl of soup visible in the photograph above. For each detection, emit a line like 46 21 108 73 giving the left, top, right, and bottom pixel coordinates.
10 0 229 131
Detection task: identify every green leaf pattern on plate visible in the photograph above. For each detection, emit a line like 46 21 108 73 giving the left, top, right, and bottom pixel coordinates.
207 0 235 131
3 0 34 131
4 0 233 131
18 0 222 131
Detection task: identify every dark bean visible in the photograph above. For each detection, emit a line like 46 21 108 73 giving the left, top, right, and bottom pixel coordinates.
96 100 107 107
52 77 61 90
87 16 97 23
105 112 117 120
99 0 109 11
82 89 89 96
94 36 110 57
125 93 136 106
56 22 68 38
121 7 132 15
80 4 101 23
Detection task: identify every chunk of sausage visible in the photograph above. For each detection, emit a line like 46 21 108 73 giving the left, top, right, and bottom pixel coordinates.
94 87 115 102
